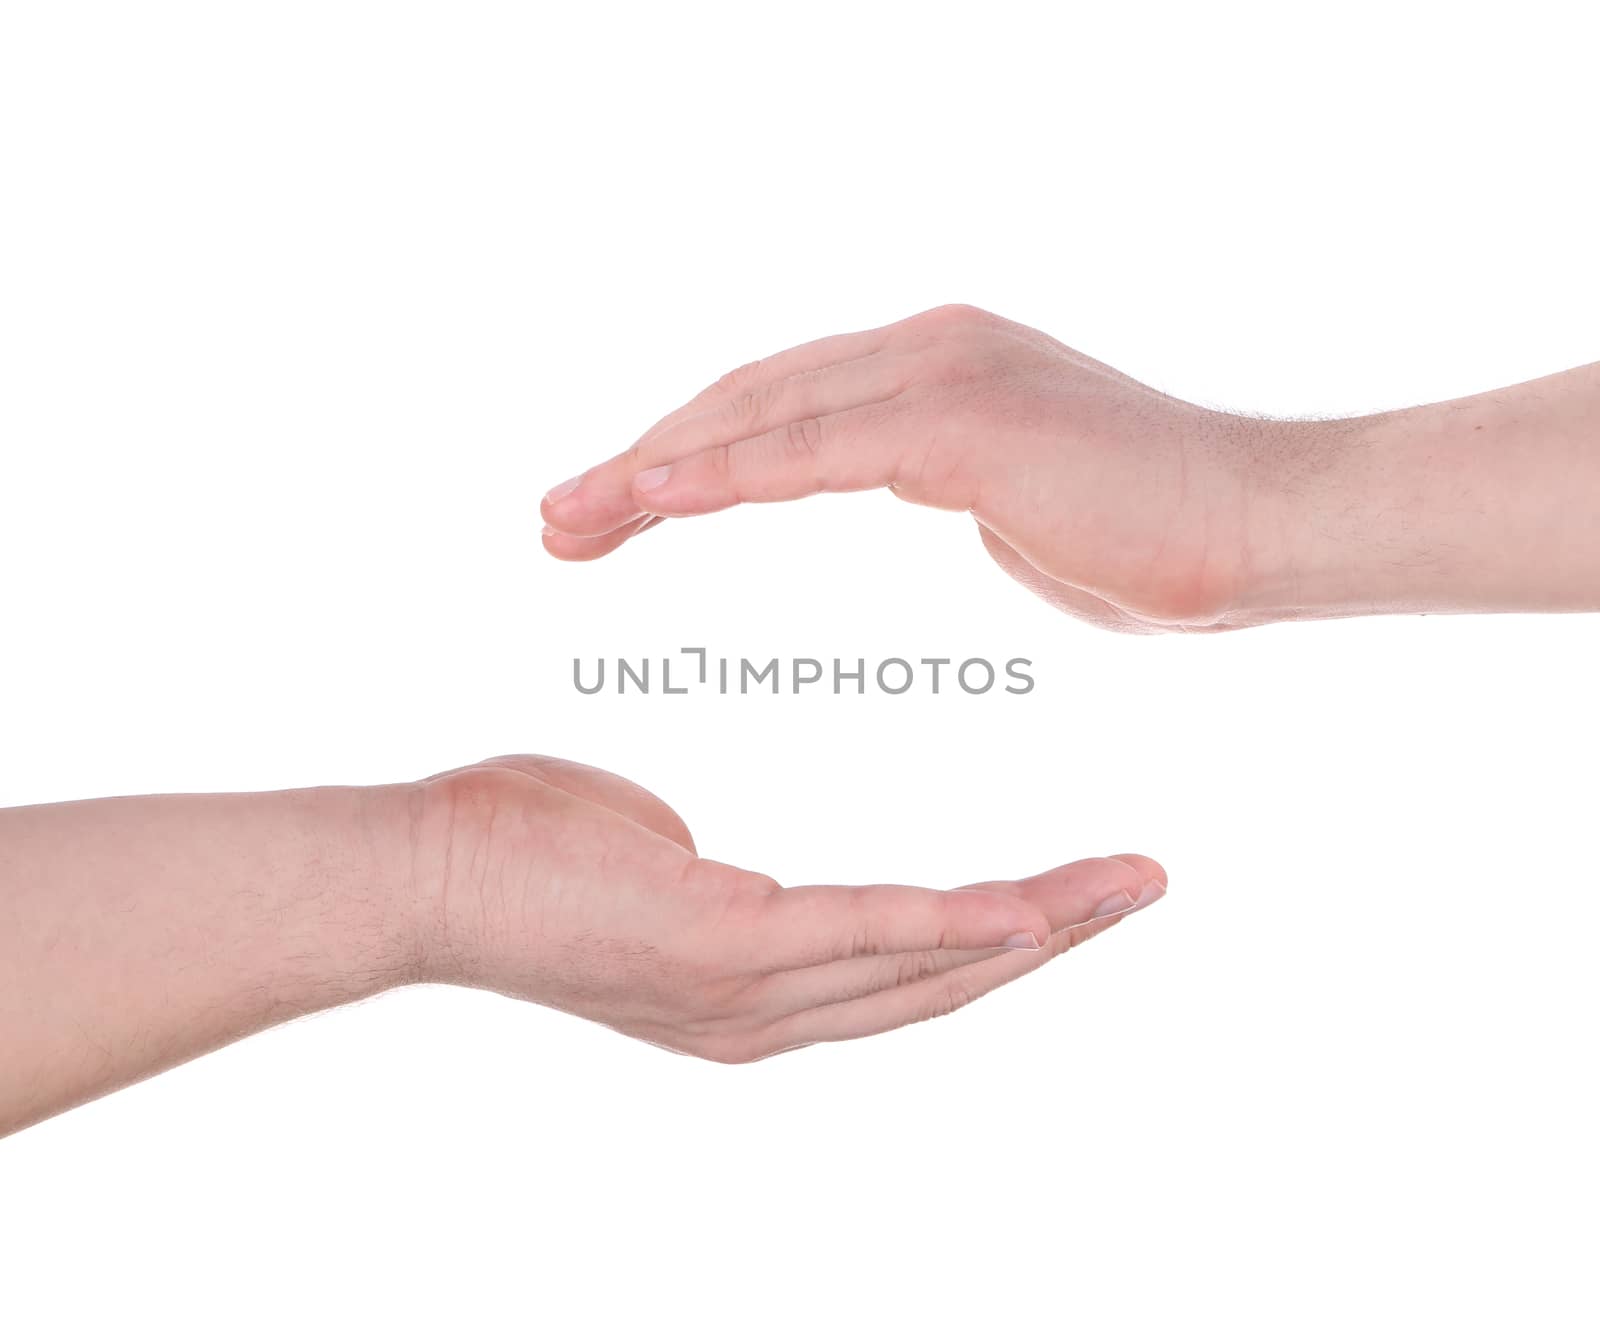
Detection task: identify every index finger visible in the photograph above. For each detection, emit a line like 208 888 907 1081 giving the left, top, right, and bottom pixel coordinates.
540 322 893 538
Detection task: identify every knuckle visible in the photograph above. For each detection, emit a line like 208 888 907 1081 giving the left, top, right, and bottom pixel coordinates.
894 950 945 990
725 383 773 427
920 302 995 331
712 359 764 395
781 416 824 460
923 980 977 1022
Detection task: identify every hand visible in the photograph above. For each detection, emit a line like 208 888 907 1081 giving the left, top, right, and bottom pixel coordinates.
539 305 1600 627
539 303 1304 631
412 755 1167 1062
2 760 1167 1133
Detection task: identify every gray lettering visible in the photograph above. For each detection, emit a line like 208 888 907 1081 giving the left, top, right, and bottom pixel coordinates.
741 658 779 693
1005 657 1035 694
618 658 649 693
958 658 996 694
876 658 913 694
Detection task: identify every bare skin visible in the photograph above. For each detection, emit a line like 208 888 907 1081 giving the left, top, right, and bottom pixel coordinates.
540 304 1600 631
0 755 1165 1136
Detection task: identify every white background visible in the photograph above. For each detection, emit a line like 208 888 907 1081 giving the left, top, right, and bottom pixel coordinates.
3 2 1597 1337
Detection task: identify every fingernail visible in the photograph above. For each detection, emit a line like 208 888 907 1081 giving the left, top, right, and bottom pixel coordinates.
545 474 584 504
541 524 555 537
1001 931 1041 950
1091 890 1137 919
1134 879 1167 908
634 464 672 493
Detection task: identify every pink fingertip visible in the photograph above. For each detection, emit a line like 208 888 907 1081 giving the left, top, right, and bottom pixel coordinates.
545 474 584 504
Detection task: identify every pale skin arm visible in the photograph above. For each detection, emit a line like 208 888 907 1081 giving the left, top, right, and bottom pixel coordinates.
539 304 1600 631
0 755 1166 1136
0 785 412 1136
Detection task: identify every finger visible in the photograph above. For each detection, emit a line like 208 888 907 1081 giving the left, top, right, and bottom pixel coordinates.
964 855 1165 933
729 882 1055 974
1099 852 1167 901
625 325 894 454
747 947 1006 1018
627 399 909 518
638 354 910 490
540 324 894 538
1023 853 1168 958
541 514 662 562
757 946 1047 1054
546 356 909 538
755 861 1169 1054
742 858 1158 1018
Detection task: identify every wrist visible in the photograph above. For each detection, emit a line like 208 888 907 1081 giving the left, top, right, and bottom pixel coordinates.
287 781 432 997
385 765 524 990
1231 410 1454 622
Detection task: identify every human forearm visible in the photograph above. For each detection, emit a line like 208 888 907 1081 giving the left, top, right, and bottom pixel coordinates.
1253 363 1600 621
0 784 417 1136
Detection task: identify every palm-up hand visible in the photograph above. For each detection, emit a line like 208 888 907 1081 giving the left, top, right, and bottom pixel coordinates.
541 304 1313 632
416 757 1165 1061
